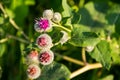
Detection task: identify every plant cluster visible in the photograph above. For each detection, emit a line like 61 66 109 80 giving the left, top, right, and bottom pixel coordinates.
0 0 120 80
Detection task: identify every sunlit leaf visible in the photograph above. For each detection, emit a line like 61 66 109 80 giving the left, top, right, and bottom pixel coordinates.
89 40 112 69
62 0 72 17
110 38 120 64
69 24 100 47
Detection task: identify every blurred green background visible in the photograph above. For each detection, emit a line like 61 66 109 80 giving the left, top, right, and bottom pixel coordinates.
0 0 120 80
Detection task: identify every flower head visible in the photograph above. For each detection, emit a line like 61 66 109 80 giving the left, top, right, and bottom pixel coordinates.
38 50 54 65
36 33 53 50
52 12 62 23
43 9 54 19
27 50 39 64
27 64 41 79
34 18 52 32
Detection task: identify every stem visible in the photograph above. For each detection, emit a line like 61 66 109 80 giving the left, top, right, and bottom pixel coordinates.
7 34 30 44
0 3 7 17
82 47 87 64
55 53 84 66
53 23 71 33
54 42 60 46
63 56 84 66
0 38 8 43
9 19 30 40
70 63 102 79
0 3 30 41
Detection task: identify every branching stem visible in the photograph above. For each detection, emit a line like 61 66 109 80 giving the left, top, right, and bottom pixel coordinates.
70 63 102 79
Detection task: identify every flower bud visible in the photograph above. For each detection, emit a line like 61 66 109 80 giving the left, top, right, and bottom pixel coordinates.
52 12 62 23
43 9 54 19
85 46 94 52
36 34 53 50
27 50 39 64
38 50 54 65
27 64 41 79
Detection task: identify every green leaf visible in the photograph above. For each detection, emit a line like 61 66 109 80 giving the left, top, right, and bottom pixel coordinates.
62 17 72 29
38 62 71 80
110 38 120 64
69 24 100 47
25 0 35 5
79 2 107 29
89 40 112 70
77 2 120 33
0 17 4 24
5 8 15 18
99 75 114 80
23 42 39 53
62 0 72 17
71 11 81 24
0 44 6 57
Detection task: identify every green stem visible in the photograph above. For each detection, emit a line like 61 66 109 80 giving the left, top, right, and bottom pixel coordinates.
53 23 71 33
7 34 30 44
55 53 84 66
82 47 87 65
70 63 102 79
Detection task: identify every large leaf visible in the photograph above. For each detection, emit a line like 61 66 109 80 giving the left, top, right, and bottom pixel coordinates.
69 24 100 47
38 62 71 80
110 38 120 64
62 0 72 17
89 40 112 69
77 2 120 33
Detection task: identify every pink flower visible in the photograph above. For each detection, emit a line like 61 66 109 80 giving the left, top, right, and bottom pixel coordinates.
27 64 41 79
27 50 39 64
38 18 49 30
36 34 53 50
34 18 52 32
38 50 54 65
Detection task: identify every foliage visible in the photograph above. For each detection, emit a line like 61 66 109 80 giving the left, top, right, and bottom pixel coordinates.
0 0 120 80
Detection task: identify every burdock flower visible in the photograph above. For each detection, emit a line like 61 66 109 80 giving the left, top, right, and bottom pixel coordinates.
43 9 54 20
34 18 52 32
38 50 54 65
52 12 62 23
27 50 39 64
36 33 53 50
27 64 41 79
